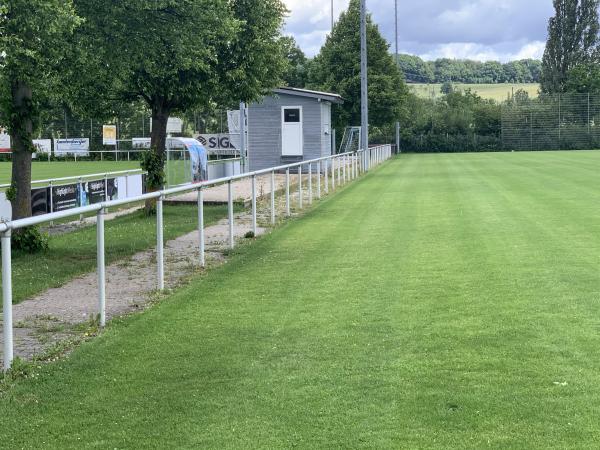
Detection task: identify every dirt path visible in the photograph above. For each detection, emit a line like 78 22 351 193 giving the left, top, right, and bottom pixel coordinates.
0 183 317 364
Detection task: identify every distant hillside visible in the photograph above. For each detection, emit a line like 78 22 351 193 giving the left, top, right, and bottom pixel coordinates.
409 83 540 102
397 54 542 84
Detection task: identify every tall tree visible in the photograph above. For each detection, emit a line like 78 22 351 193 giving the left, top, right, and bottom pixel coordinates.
0 0 80 221
280 36 310 88
541 0 600 93
74 0 287 196
309 0 409 134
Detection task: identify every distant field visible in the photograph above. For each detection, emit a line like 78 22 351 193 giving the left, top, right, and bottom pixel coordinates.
410 83 540 101
0 161 141 185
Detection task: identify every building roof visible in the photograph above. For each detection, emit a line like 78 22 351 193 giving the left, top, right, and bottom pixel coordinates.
273 87 344 104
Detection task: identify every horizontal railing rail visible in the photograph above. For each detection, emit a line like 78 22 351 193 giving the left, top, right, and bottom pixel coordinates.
1 144 393 370
0 169 145 190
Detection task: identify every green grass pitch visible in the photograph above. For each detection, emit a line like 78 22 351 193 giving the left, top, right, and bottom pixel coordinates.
0 161 141 185
1 151 600 448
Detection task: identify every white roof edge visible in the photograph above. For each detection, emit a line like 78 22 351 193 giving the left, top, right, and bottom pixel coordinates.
273 87 343 103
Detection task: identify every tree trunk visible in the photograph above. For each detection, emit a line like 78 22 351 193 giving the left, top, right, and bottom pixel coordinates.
10 80 34 221
150 100 169 161
144 98 171 213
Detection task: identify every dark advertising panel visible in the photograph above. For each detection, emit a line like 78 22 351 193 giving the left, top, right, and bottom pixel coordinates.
83 179 117 205
32 187 49 216
52 183 78 212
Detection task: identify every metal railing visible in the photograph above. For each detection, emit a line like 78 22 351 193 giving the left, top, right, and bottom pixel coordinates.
0 169 144 191
0 144 393 370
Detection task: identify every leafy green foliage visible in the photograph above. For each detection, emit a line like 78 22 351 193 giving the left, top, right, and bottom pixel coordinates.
397 54 542 84
541 0 600 93
280 36 310 88
140 150 166 191
0 0 81 219
11 226 49 254
309 0 409 135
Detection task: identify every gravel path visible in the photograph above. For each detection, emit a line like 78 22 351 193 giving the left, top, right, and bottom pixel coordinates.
0 183 317 365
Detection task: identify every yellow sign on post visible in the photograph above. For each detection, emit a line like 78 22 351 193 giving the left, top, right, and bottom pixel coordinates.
102 125 117 146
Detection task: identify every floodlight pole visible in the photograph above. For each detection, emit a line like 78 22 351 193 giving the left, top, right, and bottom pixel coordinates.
331 0 334 31
360 0 369 168
239 102 247 172
394 0 399 62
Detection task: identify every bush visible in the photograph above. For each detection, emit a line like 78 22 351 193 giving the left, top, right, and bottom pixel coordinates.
11 226 49 254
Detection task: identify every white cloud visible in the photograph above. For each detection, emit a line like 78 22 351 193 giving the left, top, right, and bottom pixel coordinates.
282 0 553 61
420 41 546 62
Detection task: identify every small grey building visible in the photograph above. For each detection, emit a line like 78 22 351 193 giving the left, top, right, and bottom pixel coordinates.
247 87 343 171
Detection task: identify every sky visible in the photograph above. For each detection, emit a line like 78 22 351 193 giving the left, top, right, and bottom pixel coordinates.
282 0 556 62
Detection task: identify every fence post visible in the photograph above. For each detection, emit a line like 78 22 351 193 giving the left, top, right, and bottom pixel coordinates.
251 174 257 236
298 166 303 209
197 188 205 268
79 177 84 221
270 170 276 225
325 159 329 194
49 181 54 214
337 156 341 186
308 163 313 205
2 230 13 371
228 180 234 249
317 161 322 199
104 174 109 202
285 168 290 217
96 208 106 327
331 157 336 190
343 155 347 184
156 195 164 290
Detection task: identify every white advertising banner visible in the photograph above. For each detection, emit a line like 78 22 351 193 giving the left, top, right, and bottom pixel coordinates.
103 125 117 146
54 138 90 155
0 132 11 152
196 134 238 151
132 138 151 149
33 139 52 153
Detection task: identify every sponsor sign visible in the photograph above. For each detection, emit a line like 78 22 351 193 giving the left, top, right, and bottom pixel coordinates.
132 137 151 149
167 117 183 134
54 138 90 155
82 178 118 205
0 192 12 222
32 188 50 216
0 131 10 153
196 134 238 151
33 139 52 154
116 174 143 199
151 117 183 134
52 183 79 212
103 125 117 146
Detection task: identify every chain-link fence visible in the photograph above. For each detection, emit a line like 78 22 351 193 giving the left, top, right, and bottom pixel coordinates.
502 93 600 151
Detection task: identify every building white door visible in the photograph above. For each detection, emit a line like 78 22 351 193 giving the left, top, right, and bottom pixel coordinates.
281 107 303 156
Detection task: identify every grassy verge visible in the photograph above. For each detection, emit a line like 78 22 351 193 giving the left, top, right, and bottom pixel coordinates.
3 204 234 306
2 152 600 448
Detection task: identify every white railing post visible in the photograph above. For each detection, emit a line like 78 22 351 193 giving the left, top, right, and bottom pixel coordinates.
285 168 290 216
197 188 205 268
2 230 13 371
96 208 106 327
104 174 109 202
331 157 336 190
251 174 257 236
79 177 84 221
298 165 303 209
228 180 234 249
325 159 329 194
156 196 164 290
317 161 322 199
337 156 341 186
308 163 313 205
343 155 347 184
270 170 276 225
